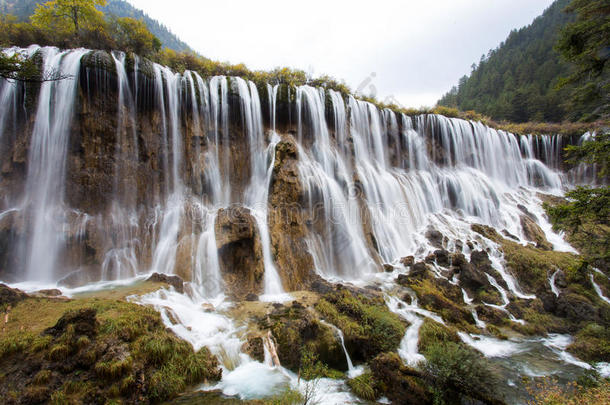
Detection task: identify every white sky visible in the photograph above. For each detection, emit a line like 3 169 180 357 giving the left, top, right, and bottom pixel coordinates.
126 0 556 108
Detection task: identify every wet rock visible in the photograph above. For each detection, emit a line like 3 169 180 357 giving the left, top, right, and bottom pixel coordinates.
147 272 185 294
454 240 464 252
425 228 445 249
316 288 405 362
502 229 519 240
433 249 450 267
33 289 63 297
241 335 265 362
215 206 265 300
173 235 195 283
268 135 315 291
454 251 489 292
245 293 259 302
554 270 568 289
268 301 345 372
383 263 394 272
201 303 215 312
400 255 415 267
471 224 501 241
517 204 536 221
520 215 552 251
411 262 428 277
310 277 334 295
555 293 599 322
369 352 430 404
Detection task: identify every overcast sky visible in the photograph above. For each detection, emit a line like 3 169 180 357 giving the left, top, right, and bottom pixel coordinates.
126 0 556 108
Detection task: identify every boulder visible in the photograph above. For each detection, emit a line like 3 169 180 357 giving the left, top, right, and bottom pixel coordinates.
268 301 345 372
0 283 28 307
215 206 265 300
425 228 445 249
433 249 450 267
32 289 63 297
555 293 599 322
44 308 98 338
267 135 315 290
310 277 334 295
520 215 552 251
147 272 184 294
454 251 489 292
369 352 430 404
400 256 415 267
241 335 265 362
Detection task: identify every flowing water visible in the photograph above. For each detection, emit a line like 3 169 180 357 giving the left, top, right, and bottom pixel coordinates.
0 47 604 404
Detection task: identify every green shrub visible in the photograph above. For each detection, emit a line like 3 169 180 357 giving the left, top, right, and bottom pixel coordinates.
347 372 378 401
422 342 501 404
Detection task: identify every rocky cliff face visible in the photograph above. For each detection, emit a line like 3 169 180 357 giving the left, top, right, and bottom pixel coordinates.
0 46 584 301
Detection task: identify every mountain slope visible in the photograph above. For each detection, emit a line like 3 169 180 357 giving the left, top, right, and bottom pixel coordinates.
438 0 575 123
0 0 190 52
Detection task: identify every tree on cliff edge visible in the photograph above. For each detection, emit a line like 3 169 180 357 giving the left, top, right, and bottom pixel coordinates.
556 0 610 121
30 0 107 39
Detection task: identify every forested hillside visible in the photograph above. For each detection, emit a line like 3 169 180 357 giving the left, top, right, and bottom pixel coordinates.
0 0 190 51
438 0 575 123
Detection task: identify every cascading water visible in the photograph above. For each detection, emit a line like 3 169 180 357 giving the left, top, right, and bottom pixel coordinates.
23 47 89 282
1 46 601 404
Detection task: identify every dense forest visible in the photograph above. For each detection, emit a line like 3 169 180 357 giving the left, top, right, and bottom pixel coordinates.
439 0 609 123
0 0 190 52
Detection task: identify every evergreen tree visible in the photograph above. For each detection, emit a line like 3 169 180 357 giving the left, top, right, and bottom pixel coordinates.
438 0 576 123
556 0 610 121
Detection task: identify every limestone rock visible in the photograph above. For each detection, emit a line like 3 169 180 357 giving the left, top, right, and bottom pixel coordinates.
520 215 552 250
555 293 599 322
241 335 265 363
425 228 445 249
147 273 185 293
400 255 415 267
44 308 98 338
267 135 315 291
214 206 264 300
268 301 345 372
369 352 430 404
0 283 28 307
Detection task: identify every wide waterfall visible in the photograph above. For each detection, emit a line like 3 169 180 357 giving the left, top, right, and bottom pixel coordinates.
1 46 602 404
0 47 575 290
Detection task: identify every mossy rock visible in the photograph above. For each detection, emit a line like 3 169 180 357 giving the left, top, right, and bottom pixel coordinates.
0 287 222 404
81 50 116 75
346 372 379 401
418 318 460 353
405 278 476 330
368 352 431 404
314 288 406 362
568 323 610 362
268 301 345 373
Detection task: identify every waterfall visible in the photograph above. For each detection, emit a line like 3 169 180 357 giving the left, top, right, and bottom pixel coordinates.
0 46 581 302
297 86 376 280
23 47 89 282
149 64 185 276
1 45 599 403
320 320 356 376
549 269 561 297
590 272 610 305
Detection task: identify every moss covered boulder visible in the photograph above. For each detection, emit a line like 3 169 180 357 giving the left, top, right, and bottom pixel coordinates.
264 301 346 373
314 287 406 362
0 287 221 404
